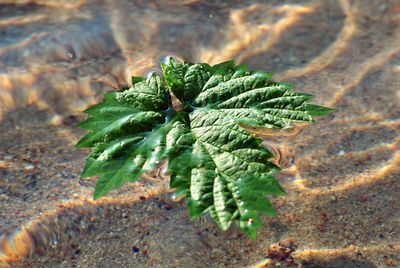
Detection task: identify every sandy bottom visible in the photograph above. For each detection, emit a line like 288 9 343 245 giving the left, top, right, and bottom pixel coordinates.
1 0 399 267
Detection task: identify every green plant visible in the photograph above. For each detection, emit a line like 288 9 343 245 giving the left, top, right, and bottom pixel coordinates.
76 58 334 238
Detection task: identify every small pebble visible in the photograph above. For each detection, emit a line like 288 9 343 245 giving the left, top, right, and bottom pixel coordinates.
24 163 35 170
0 194 10 201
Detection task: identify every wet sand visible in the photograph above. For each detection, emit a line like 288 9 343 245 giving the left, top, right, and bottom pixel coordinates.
0 0 399 267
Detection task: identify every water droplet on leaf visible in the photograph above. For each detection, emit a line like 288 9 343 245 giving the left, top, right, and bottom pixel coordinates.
158 54 184 66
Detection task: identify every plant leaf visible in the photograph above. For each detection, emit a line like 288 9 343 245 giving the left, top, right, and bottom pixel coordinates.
167 109 285 238
162 58 334 238
78 58 335 238
76 74 178 199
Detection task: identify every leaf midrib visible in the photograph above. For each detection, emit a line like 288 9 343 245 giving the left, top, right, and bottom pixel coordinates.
189 127 251 224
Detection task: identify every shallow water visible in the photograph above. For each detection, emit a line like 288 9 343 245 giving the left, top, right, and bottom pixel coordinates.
1 0 400 267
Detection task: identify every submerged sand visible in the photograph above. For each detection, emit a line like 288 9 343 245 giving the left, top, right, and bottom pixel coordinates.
0 0 399 267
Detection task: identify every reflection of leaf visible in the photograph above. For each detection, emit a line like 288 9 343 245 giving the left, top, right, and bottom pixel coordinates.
77 58 335 238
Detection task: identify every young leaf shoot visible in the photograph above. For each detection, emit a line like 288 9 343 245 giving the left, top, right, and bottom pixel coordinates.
77 58 335 238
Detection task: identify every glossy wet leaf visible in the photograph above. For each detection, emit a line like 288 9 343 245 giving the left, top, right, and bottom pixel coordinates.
76 75 177 199
77 58 335 238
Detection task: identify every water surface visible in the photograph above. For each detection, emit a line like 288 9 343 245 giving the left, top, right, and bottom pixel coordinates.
0 0 399 267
